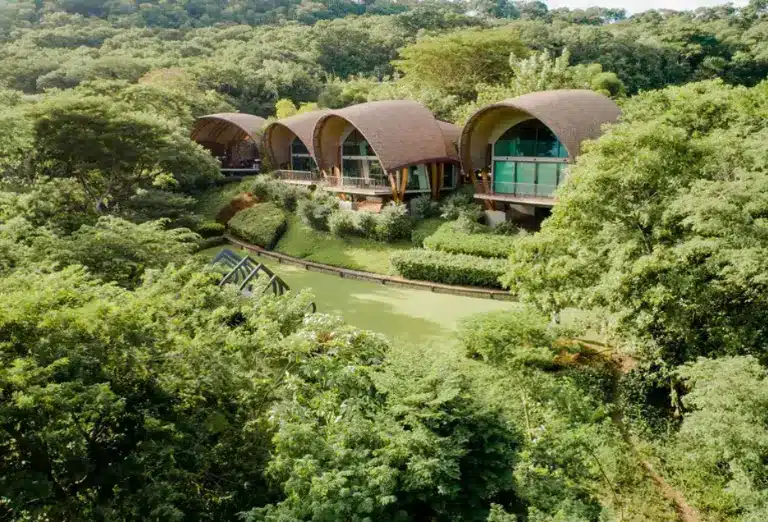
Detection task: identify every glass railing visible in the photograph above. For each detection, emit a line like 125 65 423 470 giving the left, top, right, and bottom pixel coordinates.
324 176 390 190
473 180 557 198
275 170 321 182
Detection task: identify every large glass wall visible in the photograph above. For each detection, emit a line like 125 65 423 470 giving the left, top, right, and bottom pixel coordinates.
492 119 567 197
340 130 385 184
289 137 315 172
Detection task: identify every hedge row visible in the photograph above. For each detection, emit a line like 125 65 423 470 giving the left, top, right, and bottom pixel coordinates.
228 202 287 249
328 205 412 243
423 222 517 259
389 249 507 288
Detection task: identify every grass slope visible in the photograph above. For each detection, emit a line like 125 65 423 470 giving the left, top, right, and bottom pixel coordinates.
275 215 413 274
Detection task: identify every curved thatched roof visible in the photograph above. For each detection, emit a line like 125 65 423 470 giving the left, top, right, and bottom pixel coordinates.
313 100 460 173
191 113 267 146
262 110 331 167
460 90 621 173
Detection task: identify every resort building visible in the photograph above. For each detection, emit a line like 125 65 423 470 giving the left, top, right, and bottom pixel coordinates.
191 113 267 175
262 110 330 185
459 90 621 219
312 100 461 203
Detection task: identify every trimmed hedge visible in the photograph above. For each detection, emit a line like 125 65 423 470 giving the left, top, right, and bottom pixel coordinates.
424 222 517 259
390 249 507 288
228 202 287 249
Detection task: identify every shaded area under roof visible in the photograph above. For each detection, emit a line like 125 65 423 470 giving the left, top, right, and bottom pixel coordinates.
313 100 460 174
460 89 621 174
262 110 331 168
191 113 267 146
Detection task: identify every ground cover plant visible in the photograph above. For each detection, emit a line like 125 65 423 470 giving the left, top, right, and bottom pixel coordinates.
227 202 287 249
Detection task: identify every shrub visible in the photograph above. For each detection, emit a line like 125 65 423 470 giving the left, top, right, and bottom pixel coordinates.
440 191 482 221
328 210 358 237
411 218 444 246
195 220 226 238
424 222 517 258
390 249 507 288
492 221 521 236
228 202 287 249
356 211 377 239
411 194 440 219
297 190 338 231
249 176 309 211
457 309 561 367
375 203 412 242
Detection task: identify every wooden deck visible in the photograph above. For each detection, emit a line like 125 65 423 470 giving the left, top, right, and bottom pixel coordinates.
474 192 556 208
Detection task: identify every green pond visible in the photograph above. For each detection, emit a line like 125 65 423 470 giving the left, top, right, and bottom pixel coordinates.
204 246 522 345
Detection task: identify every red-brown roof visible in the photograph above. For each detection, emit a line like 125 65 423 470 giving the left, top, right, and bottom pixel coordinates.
191 113 267 145
262 110 331 167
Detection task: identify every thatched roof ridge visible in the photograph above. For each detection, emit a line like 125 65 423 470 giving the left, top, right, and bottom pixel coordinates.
313 100 460 173
191 113 267 145
460 90 621 173
262 110 331 167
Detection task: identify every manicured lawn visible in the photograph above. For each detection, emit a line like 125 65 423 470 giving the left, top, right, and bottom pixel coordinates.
274 215 413 274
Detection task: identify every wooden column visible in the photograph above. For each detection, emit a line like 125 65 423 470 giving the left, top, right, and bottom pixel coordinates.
399 167 409 202
438 163 445 192
480 170 495 211
388 171 399 202
430 163 439 199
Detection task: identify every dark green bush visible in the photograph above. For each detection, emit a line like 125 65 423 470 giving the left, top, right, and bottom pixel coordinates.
492 221 521 236
195 220 226 238
411 194 440 219
457 309 561 367
375 203 412 242
228 202 287 249
197 235 227 250
390 249 507 288
424 221 517 258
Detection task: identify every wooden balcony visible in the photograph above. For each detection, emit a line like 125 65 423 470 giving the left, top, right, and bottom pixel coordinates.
321 176 393 195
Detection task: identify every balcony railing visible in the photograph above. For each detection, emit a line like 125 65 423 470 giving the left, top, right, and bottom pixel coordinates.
324 176 391 190
473 180 557 199
275 170 321 183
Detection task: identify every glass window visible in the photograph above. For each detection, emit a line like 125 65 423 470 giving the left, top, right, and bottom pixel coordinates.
342 158 364 178
342 130 372 157
515 162 536 195
494 119 566 159
407 165 429 191
291 155 314 172
368 160 385 181
536 163 559 196
290 137 309 155
442 164 456 189
493 161 515 194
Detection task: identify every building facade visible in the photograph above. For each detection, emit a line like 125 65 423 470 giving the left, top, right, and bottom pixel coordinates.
191 113 267 175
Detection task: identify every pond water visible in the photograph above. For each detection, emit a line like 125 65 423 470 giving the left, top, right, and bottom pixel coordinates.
204 246 521 346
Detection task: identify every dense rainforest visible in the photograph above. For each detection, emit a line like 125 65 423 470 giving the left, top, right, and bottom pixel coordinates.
1 0 768 521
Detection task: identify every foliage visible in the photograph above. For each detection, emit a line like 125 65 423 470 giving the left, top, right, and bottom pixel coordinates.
440 191 483 221
410 194 441 219
411 217 444 247
296 190 338 231
38 216 200 288
248 175 310 212
425 221 517 259
276 215 411 274
193 177 258 221
374 203 412 242
228 202 287 249
458 309 562 368
246 336 524 521
0 261 313 521
390 249 507 288
0 177 95 234
327 208 358 237
663 356 768 520
393 27 528 100
503 80 768 364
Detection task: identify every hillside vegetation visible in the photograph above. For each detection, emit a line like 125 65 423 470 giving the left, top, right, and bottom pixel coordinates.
1 1 767 521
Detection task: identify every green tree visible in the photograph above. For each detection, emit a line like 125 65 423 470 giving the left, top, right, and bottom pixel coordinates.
393 27 528 99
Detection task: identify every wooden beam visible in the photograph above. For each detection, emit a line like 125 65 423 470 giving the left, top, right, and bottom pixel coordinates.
480 170 494 211
388 171 399 202
430 163 439 199
439 163 445 192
